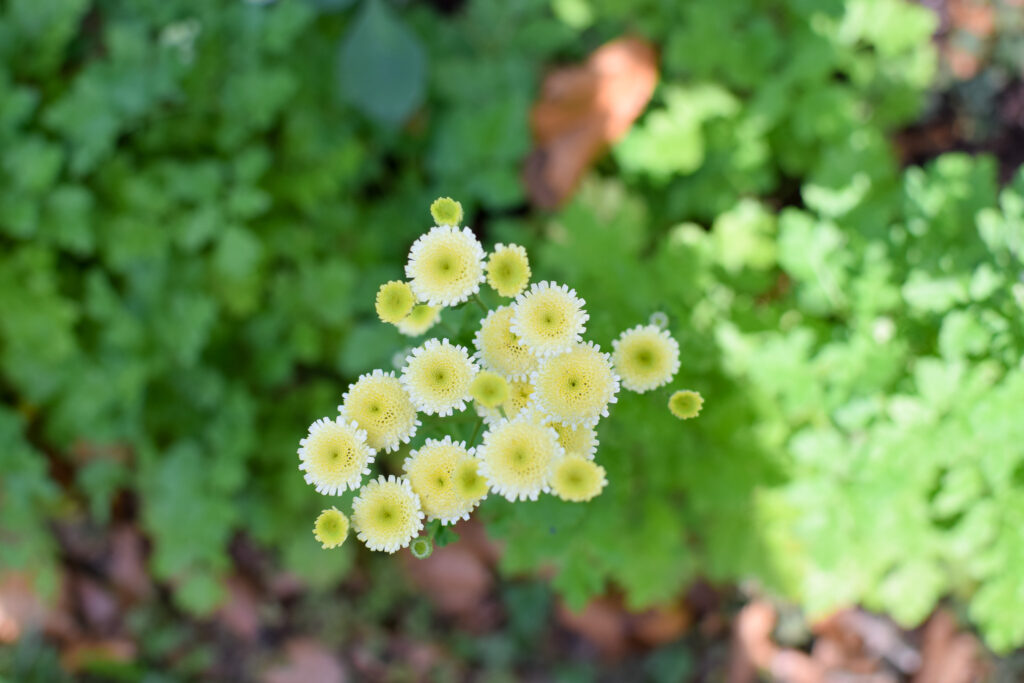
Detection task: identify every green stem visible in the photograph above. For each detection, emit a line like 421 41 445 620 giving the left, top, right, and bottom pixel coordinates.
471 292 489 313
468 416 485 447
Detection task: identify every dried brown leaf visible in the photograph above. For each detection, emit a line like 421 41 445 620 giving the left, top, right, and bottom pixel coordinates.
526 37 658 208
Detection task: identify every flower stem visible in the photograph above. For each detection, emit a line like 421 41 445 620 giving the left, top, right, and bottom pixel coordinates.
472 292 489 313
468 416 485 447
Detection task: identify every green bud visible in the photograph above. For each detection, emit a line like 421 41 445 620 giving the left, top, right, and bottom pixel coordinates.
430 197 463 226
410 536 433 559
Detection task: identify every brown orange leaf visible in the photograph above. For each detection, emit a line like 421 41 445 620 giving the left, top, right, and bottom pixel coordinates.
526 37 658 208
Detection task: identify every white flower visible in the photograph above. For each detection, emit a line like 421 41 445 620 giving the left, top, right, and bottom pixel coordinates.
338 369 420 453
510 281 589 357
611 324 681 393
351 475 425 553
405 225 486 307
400 338 479 416
297 416 375 495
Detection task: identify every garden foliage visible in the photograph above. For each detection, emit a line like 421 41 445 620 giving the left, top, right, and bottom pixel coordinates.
2 0 1022 653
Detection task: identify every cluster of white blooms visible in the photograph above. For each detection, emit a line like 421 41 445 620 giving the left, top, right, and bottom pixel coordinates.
298 198 689 555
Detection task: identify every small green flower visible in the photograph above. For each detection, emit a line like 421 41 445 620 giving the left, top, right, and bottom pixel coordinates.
486 243 531 298
668 390 703 420
375 281 416 324
430 197 463 227
551 455 606 502
313 507 350 549
470 371 509 409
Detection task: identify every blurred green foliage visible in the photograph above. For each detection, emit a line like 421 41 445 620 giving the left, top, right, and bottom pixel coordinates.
2 0 1023 657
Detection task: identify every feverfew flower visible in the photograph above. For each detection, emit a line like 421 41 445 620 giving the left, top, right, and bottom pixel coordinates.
486 243 531 298
403 437 478 525
510 281 588 357
430 196 463 226
548 420 598 460
531 342 620 427
313 507 349 549
396 304 442 337
351 475 425 553
405 225 486 306
298 416 375 495
551 455 606 502
470 371 509 409
612 324 681 393
295 194 704 557
401 338 479 416
477 416 563 501
668 390 703 420
375 281 415 324
339 370 420 453
474 378 534 425
474 306 538 381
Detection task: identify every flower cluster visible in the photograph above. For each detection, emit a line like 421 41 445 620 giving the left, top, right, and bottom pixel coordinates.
295 198 699 555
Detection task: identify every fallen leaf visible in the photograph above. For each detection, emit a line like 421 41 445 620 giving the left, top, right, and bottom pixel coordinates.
555 596 629 658
262 639 347 683
912 610 984 683
526 37 658 208
734 600 778 670
216 574 262 642
74 575 120 634
452 518 503 567
632 601 692 647
0 573 48 644
769 649 825 683
402 539 495 629
107 524 152 603
61 638 136 673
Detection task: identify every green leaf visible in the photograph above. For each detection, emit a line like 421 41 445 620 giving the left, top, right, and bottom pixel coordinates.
337 0 426 125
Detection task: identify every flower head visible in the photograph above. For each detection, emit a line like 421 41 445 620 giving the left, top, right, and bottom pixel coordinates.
474 306 539 381
668 390 703 419
510 281 589 357
339 370 420 453
375 281 415 324
551 455 606 502
401 339 479 416
549 420 598 460
486 243 531 298
405 225 485 307
474 378 535 425
410 536 433 559
396 304 442 337
477 416 563 501
531 342 620 427
453 457 489 504
612 324 681 393
430 197 463 226
649 311 669 330
351 475 424 553
313 507 349 549
403 437 478 525
298 416 375 495
470 371 509 409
